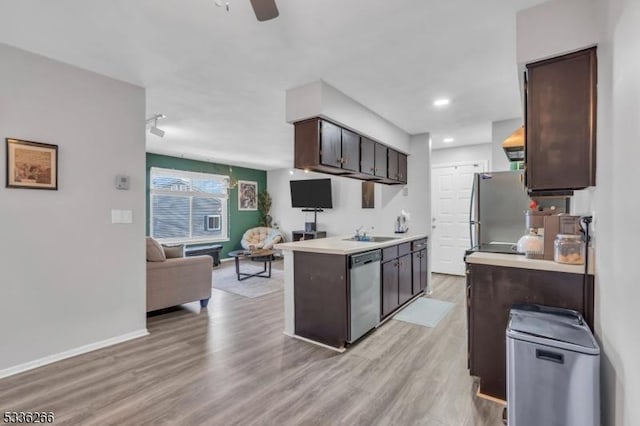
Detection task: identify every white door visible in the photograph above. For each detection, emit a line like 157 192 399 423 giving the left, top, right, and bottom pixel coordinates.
431 162 486 275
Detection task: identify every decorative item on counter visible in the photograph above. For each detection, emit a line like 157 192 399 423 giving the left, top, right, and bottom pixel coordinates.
554 234 585 265
394 210 410 233
517 228 544 259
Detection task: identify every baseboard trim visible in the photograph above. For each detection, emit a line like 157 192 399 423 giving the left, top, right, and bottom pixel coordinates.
283 332 346 353
0 328 149 379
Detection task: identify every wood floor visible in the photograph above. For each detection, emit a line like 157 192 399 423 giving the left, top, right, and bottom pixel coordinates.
0 264 503 425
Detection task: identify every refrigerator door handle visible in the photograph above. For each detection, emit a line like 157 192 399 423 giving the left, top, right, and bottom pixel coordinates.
469 174 477 249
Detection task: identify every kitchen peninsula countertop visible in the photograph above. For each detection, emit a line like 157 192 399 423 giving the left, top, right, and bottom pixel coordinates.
465 251 595 275
275 233 428 255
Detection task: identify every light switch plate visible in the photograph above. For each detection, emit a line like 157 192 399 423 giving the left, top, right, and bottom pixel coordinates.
111 209 133 224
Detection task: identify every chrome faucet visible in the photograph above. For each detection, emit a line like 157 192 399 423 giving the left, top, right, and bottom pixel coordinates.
354 226 364 239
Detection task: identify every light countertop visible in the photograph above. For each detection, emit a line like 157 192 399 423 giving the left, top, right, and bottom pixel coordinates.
466 251 595 275
275 233 428 255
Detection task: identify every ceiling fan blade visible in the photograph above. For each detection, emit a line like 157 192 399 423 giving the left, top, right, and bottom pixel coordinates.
250 0 279 21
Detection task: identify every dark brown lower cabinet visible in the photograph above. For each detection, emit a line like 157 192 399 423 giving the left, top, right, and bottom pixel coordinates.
381 241 427 319
467 262 594 401
412 249 427 294
294 252 348 347
398 255 413 305
382 259 399 318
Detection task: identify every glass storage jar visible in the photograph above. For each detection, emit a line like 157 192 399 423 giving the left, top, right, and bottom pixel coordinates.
554 234 585 265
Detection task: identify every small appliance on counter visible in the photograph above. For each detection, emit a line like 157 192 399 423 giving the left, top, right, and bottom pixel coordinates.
517 229 544 259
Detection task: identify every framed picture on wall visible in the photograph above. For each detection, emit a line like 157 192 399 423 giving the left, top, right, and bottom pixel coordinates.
6 138 58 190
238 180 258 211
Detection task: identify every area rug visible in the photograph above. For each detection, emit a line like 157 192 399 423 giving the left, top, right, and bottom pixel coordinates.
393 297 455 328
212 260 284 298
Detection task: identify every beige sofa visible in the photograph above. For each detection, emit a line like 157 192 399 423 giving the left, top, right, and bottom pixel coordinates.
146 238 212 312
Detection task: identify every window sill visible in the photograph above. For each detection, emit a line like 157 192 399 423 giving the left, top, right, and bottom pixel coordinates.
155 238 230 246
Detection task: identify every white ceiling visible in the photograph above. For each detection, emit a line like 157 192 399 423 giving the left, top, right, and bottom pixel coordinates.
0 0 542 169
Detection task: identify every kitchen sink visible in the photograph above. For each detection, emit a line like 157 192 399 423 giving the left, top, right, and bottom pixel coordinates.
343 236 399 243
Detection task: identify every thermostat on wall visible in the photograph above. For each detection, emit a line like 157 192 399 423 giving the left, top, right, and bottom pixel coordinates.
115 175 130 190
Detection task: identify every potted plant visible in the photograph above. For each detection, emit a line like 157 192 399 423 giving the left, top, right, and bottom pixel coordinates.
258 190 273 227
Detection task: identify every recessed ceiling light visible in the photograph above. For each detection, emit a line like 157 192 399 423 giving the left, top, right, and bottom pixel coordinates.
443 137 454 143
433 98 450 107
289 170 294 175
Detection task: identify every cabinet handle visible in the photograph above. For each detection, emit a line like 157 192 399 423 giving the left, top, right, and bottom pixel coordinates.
374 167 378 173
343 157 348 166
336 158 342 165
371 167 375 172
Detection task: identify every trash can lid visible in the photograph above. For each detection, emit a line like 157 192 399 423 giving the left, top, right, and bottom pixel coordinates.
508 304 598 352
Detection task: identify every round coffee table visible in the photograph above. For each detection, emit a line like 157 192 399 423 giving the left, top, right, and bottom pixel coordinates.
228 249 275 281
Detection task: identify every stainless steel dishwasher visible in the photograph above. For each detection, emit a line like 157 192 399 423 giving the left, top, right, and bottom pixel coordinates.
348 249 381 343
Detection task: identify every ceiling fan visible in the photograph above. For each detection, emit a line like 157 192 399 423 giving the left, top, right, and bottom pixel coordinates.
214 0 279 22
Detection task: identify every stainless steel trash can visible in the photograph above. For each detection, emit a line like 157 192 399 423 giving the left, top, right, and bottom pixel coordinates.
506 304 600 426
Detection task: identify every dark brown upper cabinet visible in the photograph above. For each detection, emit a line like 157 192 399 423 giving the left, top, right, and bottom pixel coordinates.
379 149 407 185
319 120 342 169
387 149 399 181
374 142 388 179
525 47 597 193
398 152 408 184
340 128 360 173
294 117 407 185
360 137 376 176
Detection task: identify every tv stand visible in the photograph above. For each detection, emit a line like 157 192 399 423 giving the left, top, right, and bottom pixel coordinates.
300 208 324 233
292 231 327 242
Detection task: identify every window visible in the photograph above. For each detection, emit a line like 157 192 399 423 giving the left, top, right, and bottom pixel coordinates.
150 167 229 243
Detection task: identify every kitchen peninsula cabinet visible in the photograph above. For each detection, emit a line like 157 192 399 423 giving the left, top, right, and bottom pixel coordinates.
277 234 428 350
525 47 597 193
294 117 407 185
381 241 425 319
466 258 594 400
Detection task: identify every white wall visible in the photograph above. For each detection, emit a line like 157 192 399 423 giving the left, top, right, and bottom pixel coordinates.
431 143 492 169
517 1 640 424
269 133 430 238
491 118 522 172
517 0 600 64
592 0 640 424
286 80 411 154
0 44 147 376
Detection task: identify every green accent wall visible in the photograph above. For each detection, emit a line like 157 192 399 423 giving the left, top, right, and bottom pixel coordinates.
146 153 267 258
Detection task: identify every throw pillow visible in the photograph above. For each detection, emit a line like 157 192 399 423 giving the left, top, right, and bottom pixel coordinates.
163 244 184 259
146 237 166 262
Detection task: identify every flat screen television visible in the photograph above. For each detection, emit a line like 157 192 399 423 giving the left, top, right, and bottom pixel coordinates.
290 178 333 209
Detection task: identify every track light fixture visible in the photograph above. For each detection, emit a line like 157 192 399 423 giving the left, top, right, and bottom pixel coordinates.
146 114 166 138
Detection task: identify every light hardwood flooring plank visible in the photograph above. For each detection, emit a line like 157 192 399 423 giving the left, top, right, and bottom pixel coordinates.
0 262 502 425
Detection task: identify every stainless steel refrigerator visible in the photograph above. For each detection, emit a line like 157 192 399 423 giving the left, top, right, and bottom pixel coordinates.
469 171 530 254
